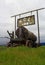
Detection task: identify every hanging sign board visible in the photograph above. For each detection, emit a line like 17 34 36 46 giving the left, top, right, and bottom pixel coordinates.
17 15 35 27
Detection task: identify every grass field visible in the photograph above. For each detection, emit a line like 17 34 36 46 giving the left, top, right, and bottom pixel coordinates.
0 46 45 65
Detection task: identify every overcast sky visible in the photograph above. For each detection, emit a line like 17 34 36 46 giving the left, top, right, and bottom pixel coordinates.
0 0 45 42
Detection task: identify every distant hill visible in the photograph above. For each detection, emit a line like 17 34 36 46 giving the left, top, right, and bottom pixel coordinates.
40 42 45 46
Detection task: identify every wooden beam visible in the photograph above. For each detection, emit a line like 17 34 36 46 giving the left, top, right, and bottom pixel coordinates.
11 8 45 17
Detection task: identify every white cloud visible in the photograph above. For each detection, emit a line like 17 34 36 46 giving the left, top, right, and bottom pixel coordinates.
5 0 14 4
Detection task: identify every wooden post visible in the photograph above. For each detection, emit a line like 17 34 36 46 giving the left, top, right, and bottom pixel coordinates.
37 11 40 44
14 16 16 38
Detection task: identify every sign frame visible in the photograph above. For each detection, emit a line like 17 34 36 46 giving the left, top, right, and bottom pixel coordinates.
17 15 35 27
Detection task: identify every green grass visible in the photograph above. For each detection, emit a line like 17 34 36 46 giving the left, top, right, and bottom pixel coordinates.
0 46 45 65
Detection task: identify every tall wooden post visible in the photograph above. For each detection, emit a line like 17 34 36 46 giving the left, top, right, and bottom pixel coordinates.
14 16 16 38
37 11 40 44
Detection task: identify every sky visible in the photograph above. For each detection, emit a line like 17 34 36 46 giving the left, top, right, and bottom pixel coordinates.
0 0 45 42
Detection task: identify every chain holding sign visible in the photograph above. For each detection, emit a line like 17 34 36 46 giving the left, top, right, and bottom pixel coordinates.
17 15 35 27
